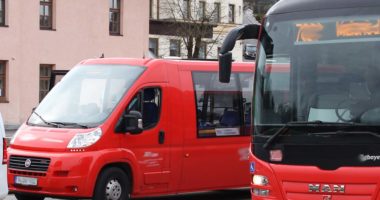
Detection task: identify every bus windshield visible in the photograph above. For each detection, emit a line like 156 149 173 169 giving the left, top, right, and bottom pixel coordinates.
28 64 145 128
254 8 380 135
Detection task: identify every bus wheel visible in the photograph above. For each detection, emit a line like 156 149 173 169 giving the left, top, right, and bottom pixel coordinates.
14 193 45 200
93 167 130 200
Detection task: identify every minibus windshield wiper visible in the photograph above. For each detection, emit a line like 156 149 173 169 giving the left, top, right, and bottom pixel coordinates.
262 120 357 149
31 110 60 128
51 122 89 129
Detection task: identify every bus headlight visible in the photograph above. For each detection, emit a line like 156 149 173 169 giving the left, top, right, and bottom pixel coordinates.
252 175 269 186
67 128 102 148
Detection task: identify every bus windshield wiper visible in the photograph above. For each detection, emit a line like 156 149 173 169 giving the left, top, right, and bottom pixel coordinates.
312 130 380 138
262 120 357 149
31 110 61 128
50 122 89 129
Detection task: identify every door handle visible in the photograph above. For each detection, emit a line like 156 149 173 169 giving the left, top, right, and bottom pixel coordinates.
159 130 165 144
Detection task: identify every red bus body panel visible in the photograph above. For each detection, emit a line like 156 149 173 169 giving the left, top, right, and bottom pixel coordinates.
249 152 380 200
249 64 380 199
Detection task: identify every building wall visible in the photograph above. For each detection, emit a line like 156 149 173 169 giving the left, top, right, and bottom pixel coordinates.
149 0 243 61
0 0 149 128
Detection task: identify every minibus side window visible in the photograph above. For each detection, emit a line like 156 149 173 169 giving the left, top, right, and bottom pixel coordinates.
123 87 161 130
192 72 252 138
142 88 161 128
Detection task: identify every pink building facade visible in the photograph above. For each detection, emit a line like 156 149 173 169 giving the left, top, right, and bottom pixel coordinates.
0 0 149 129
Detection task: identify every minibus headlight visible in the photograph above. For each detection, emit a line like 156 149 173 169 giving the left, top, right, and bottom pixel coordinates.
67 128 102 148
252 175 269 186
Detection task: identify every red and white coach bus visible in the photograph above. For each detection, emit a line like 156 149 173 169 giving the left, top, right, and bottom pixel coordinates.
219 0 380 199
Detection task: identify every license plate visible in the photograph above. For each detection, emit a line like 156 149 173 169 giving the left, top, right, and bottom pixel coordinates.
15 176 38 186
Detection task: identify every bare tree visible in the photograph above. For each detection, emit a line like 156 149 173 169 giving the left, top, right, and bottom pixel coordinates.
160 0 228 59
243 0 278 22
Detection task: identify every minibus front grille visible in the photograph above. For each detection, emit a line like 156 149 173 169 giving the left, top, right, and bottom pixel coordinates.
9 156 50 172
9 170 46 177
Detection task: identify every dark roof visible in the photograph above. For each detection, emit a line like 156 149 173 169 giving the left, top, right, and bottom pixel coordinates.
268 0 380 15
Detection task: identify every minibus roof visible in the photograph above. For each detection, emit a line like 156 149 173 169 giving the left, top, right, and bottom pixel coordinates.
268 0 380 15
80 58 153 66
79 58 254 68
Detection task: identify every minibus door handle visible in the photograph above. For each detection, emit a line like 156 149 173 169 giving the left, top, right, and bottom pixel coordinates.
159 130 165 144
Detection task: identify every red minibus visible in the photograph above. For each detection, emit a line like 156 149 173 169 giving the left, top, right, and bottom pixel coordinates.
7 59 254 200
219 0 380 199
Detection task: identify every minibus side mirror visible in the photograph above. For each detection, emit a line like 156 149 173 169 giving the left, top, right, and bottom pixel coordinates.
219 24 261 83
115 110 143 134
125 110 143 135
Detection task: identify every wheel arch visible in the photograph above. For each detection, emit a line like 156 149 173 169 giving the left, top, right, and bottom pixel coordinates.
95 162 134 193
86 149 141 197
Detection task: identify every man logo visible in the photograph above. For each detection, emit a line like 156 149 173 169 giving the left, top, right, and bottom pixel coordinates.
308 184 345 193
24 159 32 168
322 195 332 200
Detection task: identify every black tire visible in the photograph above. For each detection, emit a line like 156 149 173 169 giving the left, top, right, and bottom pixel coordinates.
14 193 45 200
93 167 131 200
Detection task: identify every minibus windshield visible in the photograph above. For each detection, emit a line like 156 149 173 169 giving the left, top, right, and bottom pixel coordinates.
254 7 380 136
28 64 145 128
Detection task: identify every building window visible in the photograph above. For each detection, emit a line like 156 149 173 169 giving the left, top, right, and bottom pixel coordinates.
193 72 253 138
40 0 53 30
149 38 159 57
198 42 207 59
109 0 121 35
40 64 53 102
199 1 206 20
156 0 160 19
149 0 153 19
229 4 235 23
212 3 220 23
0 0 5 26
183 0 191 19
0 61 6 101
170 40 181 57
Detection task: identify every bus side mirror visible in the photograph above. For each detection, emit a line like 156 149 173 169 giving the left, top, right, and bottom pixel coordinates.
125 110 143 135
115 110 143 134
219 24 261 83
219 52 232 83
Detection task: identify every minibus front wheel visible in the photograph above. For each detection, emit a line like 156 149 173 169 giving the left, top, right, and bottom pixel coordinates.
93 167 131 200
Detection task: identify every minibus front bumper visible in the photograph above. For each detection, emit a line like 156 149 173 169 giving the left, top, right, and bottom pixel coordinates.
7 148 97 198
